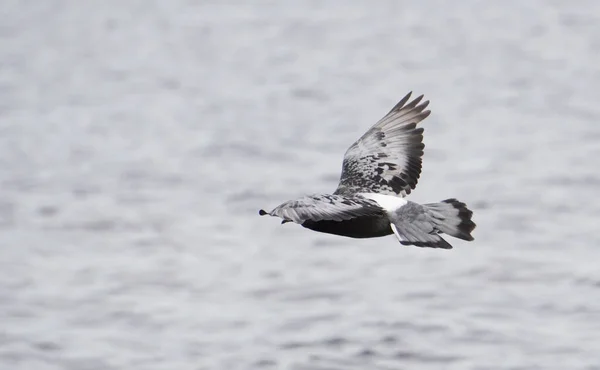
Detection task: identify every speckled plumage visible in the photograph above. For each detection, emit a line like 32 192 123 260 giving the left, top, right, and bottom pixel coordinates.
263 194 384 224
260 92 476 249
334 92 429 197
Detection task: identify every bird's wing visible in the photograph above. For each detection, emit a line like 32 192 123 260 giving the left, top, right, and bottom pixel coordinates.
334 92 430 197
259 194 383 224
388 201 453 249
390 223 453 249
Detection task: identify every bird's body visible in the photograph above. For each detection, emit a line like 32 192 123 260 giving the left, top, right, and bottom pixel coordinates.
260 92 476 249
302 211 392 238
279 193 394 239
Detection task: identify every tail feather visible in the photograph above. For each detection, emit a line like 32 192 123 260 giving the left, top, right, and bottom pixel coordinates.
423 198 476 241
388 199 476 249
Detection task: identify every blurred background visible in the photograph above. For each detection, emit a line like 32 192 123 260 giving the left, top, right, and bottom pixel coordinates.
1 1 599 369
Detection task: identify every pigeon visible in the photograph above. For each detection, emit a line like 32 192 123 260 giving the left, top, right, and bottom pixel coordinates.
259 92 475 249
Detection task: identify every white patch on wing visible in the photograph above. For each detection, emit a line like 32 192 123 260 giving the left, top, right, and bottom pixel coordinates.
390 223 404 242
359 193 407 212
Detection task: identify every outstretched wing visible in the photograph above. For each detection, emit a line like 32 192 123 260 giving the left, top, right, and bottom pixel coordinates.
259 194 383 224
334 92 430 197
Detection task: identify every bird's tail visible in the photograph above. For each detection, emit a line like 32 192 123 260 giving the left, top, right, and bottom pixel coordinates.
389 199 476 249
423 199 476 241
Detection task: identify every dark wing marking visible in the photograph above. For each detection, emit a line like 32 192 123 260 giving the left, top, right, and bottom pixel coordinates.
334 92 430 197
259 194 384 224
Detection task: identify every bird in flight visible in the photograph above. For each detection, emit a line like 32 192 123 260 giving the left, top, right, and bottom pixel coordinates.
259 92 475 249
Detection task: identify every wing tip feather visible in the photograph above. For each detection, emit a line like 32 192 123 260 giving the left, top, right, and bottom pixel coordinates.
388 91 413 113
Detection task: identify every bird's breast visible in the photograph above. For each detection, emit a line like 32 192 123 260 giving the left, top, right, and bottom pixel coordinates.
301 215 392 239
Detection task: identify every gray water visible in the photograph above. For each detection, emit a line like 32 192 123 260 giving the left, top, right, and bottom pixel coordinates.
1 1 599 369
